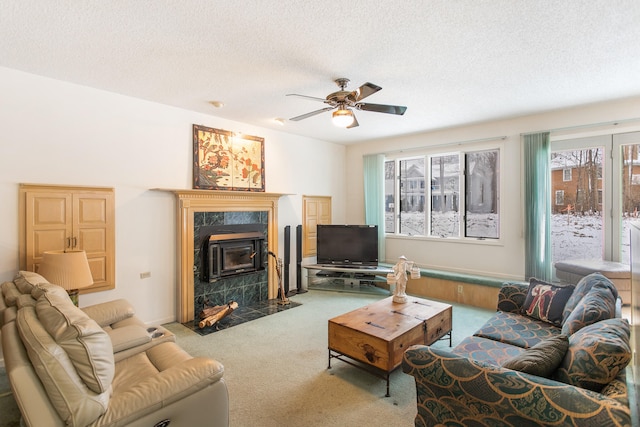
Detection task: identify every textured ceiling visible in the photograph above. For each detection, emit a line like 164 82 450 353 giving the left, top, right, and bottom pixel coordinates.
1 1 639 144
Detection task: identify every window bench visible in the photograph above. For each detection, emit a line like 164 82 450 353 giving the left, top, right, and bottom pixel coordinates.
554 259 631 305
379 263 526 310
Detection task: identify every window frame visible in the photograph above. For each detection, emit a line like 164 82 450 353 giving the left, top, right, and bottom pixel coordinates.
385 141 503 242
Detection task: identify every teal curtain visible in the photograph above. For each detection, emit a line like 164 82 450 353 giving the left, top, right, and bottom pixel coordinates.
363 154 386 263
524 132 551 281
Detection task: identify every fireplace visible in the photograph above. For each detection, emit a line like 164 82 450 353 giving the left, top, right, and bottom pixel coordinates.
203 230 265 281
160 189 286 323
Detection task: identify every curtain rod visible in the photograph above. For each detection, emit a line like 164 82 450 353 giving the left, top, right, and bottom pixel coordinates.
372 135 507 156
521 117 640 136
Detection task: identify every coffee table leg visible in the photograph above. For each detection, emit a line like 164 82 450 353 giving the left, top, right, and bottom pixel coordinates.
385 373 390 397
328 350 332 369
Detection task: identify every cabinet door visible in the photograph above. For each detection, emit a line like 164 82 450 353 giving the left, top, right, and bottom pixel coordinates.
302 196 331 257
24 191 73 271
20 184 115 293
74 192 114 292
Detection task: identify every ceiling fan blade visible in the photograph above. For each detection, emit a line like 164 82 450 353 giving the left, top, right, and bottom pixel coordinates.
353 82 382 102
289 106 335 121
347 112 359 129
286 93 327 103
357 103 407 115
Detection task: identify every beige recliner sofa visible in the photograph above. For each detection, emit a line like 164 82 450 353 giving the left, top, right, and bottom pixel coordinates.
1 271 229 427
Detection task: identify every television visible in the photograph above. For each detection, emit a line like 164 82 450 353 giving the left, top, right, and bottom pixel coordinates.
316 224 379 268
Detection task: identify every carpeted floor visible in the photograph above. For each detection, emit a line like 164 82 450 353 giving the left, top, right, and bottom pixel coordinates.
0 290 494 427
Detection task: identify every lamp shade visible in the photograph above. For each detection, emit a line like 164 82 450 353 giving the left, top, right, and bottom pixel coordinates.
38 250 94 291
332 108 354 127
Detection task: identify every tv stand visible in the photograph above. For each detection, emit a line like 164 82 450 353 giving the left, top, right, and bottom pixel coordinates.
303 264 393 294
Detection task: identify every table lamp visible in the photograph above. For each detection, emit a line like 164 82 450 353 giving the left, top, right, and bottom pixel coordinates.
38 250 94 306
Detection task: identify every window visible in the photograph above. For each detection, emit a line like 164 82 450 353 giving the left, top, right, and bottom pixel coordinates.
550 131 640 267
563 168 572 181
399 158 426 235
386 148 500 239
555 190 564 205
384 161 396 233
430 154 459 237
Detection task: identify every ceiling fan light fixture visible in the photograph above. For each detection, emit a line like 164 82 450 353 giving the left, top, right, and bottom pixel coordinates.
332 108 354 128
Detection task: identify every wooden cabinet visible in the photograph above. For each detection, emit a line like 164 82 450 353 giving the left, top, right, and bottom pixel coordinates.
302 195 331 257
19 184 115 293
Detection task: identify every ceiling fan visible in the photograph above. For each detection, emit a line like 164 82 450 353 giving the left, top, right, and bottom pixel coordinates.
286 78 407 128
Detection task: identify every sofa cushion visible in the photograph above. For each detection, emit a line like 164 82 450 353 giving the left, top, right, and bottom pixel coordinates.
31 282 71 300
14 270 49 294
16 293 36 308
553 318 631 392
501 334 569 377
17 306 110 426
561 281 617 335
452 336 525 366
474 311 561 349
521 278 574 326
1 281 22 306
562 272 617 322
36 287 115 394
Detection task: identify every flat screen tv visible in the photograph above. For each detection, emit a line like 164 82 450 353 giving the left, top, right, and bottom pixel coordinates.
316 224 379 268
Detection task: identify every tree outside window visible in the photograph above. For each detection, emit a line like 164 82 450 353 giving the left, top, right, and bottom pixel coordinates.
386 148 500 239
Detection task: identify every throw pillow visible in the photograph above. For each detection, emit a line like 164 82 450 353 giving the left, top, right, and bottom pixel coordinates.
501 334 569 377
553 318 631 392
521 278 574 326
561 281 616 336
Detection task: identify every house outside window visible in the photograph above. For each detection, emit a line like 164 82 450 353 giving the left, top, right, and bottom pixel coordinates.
386 148 500 239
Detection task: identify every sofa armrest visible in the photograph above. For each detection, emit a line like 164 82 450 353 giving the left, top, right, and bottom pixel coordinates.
496 281 528 312
402 345 631 426
108 325 152 353
82 299 135 327
96 357 226 425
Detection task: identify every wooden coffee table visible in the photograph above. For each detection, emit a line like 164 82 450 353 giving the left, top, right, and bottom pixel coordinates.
328 295 452 396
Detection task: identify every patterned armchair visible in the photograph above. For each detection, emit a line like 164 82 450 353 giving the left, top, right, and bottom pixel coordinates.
402 274 632 427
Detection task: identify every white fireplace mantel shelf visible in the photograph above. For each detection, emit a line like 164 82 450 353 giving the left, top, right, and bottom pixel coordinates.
155 188 291 323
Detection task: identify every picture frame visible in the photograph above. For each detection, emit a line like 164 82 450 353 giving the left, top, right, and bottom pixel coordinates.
192 124 265 191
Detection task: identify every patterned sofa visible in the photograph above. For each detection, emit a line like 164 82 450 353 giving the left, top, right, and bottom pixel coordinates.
402 273 632 426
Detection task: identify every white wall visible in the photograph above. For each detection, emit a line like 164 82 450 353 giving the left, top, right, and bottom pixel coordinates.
0 67 346 324
346 97 640 280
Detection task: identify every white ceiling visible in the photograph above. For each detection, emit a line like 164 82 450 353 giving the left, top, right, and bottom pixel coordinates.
1 1 639 145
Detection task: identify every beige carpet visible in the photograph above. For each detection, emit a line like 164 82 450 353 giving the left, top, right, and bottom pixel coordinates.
163 290 495 427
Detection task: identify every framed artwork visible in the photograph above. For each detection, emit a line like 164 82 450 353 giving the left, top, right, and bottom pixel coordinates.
192 124 265 191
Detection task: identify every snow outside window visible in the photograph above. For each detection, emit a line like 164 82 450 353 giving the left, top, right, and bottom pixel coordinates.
385 148 500 240
551 131 640 266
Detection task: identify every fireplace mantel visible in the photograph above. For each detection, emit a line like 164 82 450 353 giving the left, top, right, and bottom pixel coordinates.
156 189 290 322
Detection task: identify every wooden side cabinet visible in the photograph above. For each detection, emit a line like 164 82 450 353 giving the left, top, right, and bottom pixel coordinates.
19 184 115 293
